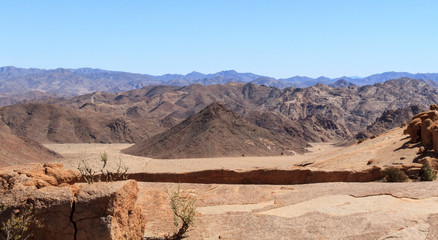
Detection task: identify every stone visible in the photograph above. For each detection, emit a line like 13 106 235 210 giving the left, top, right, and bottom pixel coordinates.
427 110 438 122
0 163 145 240
421 119 434 146
43 162 81 185
430 123 438 153
407 118 422 143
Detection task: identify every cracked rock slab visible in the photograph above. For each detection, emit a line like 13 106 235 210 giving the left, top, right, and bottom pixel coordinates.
139 181 438 239
0 163 145 240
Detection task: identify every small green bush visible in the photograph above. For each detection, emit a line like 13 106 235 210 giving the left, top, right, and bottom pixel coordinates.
165 184 197 240
421 164 437 181
384 167 409 182
0 204 41 240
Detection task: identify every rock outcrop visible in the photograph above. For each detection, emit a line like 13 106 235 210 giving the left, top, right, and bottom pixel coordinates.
0 163 145 240
406 106 438 150
405 106 438 171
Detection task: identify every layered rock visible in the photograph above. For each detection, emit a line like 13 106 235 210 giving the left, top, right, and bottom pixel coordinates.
0 163 145 240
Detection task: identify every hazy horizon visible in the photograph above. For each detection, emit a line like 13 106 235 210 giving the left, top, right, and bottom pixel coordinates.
6 65 438 80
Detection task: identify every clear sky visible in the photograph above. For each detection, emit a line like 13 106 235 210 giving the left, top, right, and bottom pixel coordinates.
1 0 437 78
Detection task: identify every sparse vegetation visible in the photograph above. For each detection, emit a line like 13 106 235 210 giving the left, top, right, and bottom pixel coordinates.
77 152 129 184
384 167 409 182
164 184 197 240
357 138 365 144
420 164 437 181
77 159 95 184
0 204 41 240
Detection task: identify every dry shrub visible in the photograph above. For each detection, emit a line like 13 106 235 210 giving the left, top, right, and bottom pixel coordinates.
77 152 129 184
384 167 409 182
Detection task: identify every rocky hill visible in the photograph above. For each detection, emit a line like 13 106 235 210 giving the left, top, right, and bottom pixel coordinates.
123 103 305 158
0 103 163 143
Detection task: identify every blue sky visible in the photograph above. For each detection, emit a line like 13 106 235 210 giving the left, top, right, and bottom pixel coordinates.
1 1 437 78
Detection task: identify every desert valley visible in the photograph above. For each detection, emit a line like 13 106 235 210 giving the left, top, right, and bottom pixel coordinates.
1 66 438 239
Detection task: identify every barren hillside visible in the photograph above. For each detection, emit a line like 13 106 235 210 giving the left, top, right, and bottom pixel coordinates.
123 103 306 158
0 130 61 167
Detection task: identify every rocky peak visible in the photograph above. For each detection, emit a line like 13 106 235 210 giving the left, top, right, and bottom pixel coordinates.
191 102 237 123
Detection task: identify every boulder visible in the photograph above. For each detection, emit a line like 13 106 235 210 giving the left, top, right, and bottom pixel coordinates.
427 110 438 122
421 119 434 146
407 118 422 143
412 112 428 121
407 107 438 154
430 123 438 153
0 163 145 240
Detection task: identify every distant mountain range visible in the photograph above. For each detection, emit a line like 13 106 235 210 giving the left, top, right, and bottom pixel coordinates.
2 66 438 97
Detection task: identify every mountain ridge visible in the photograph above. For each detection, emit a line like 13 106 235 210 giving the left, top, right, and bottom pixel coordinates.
2 66 438 99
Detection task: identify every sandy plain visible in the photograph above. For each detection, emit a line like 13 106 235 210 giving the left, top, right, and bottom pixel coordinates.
45 127 415 173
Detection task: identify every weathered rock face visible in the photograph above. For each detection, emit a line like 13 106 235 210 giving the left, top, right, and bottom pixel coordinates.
406 106 438 172
0 163 145 240
421 119 434 146
408 118 422 143
431 124 438 153
74 181 145 240
407 107 438 150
